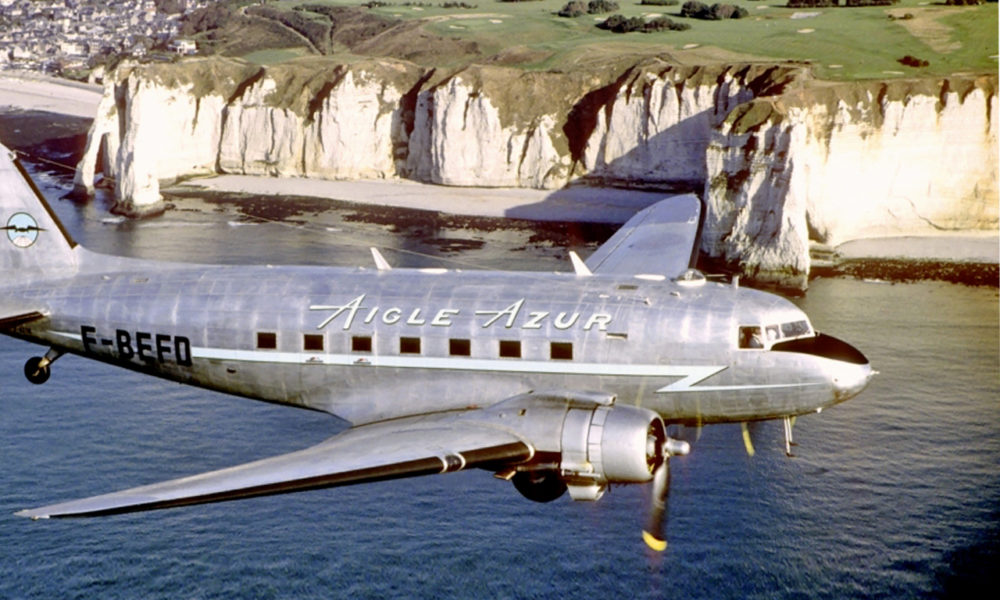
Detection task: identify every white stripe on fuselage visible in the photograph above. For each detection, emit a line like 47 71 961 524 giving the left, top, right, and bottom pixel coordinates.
51 331 820 394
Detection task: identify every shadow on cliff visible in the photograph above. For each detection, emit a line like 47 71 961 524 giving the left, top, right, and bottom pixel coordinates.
501 113 713 226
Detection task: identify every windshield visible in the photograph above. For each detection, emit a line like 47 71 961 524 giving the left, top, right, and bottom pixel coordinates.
739 319 813 350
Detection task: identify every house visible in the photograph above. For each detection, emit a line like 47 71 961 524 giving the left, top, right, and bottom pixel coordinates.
168 38 197 55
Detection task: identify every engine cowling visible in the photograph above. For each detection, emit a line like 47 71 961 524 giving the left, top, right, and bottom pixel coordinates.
490 393 667 503
559 404 666 501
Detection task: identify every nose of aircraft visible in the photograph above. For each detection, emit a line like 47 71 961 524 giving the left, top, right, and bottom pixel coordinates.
772 332 875 404
830 357 876 402
813 333 875 402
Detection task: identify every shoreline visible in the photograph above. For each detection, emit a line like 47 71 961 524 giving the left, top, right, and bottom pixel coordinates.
175 175 1000 267
168 175 672 225
0 72 101 119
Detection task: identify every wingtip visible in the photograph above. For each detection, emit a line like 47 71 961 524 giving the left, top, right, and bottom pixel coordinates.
642 530 667 552
14 509 48 520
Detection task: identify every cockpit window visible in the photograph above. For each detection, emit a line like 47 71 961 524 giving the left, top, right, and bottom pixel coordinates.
739 326 764 349
739 320 814 349
781 320 811 338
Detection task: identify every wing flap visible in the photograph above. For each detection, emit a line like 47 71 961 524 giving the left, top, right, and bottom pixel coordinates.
585 194 702 278
16 415 532 519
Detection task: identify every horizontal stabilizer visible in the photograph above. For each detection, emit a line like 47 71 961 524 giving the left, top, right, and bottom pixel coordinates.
585 194 702 279
16 413 532 519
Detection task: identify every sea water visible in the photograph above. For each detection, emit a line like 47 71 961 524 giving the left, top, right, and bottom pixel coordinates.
0 166 997 599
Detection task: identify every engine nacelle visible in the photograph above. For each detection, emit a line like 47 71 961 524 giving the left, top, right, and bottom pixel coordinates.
492 392 667 504
559 404 665 501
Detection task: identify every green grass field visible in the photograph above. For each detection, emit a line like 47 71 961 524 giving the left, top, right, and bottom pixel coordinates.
240 0 998 80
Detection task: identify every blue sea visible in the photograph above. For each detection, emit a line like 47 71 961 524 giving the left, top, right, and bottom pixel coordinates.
1 161 998 599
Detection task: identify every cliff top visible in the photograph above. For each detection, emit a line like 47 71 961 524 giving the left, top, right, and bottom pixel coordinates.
180 0 998 82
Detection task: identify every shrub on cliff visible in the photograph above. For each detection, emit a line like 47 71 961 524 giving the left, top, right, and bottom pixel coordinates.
645 16 690 31
558 1 587 16
558 0 620 17
180 3 235 34
598 14 645 32
598 14 690 32
898 55 929 68
588 0 621 13
680 2 748 19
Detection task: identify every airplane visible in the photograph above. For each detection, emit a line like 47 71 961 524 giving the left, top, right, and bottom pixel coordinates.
0 142 874 551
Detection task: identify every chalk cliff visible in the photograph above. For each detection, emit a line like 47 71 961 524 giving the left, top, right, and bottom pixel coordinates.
76 57 997 287
702 78 998 286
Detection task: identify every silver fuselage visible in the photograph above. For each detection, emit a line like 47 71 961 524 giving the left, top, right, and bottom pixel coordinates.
4 250 872 426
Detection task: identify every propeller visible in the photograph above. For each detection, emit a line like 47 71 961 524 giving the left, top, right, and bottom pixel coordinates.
741 421 756 457
642 436 690 552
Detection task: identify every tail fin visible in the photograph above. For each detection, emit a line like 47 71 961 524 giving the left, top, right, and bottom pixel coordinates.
1 143 79 277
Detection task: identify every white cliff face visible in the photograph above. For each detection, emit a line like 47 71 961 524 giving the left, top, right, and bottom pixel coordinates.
75 59 997 285
76 60 420 214
406 75 567 188
703 80 998 287
218 70 405 179
218 77 301 177
72 78 119 197
703 120 811 285
302 70 403 179
801 88 999 242
583 68 758 185
114 74 225 212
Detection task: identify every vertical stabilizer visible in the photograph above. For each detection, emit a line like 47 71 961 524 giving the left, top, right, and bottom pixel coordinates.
1 143 79 278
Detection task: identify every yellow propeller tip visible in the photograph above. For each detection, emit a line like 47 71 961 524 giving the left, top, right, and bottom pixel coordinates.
642 530 667 552
741 423 756 457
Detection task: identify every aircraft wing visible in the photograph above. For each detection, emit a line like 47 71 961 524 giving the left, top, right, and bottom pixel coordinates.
585 194 702 278
16 413 533 519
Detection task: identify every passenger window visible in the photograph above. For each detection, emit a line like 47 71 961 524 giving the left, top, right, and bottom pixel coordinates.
303 334 324 352
499 340 521 358
766 325 780 343
449 338 471 356
256 332 277 350
400 337 421 354
739 326 764 349
352 336 372 352
550 342 573 360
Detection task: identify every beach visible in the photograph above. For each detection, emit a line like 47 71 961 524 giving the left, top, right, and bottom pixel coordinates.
0 72 101 119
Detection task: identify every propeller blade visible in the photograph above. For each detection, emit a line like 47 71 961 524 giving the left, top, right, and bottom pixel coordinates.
741 422 756 457
642 458 670 552
642 437 690 552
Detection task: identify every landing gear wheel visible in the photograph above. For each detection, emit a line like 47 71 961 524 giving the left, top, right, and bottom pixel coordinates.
24 356 50 385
